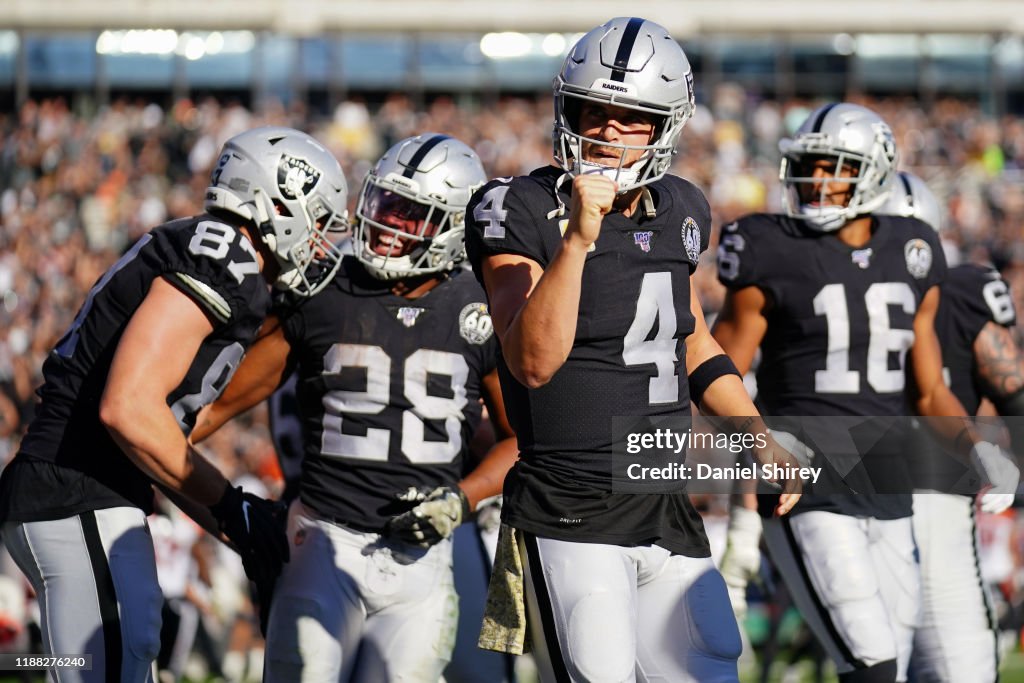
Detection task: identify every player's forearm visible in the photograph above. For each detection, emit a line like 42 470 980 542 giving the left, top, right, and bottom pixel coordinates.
501 237 590 388
458 436 518 511
916 387 981 456
101 398 228 505
709 319 757 376
190 386 269 444
698 374 758 420
156 483 229 543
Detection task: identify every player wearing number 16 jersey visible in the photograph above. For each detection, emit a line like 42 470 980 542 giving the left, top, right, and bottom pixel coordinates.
466 18 800 682
0 126 347 682
191 134 518 683
713 104 1014 683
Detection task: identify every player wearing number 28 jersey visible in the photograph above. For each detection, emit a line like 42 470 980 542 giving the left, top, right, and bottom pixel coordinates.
191 133 518 683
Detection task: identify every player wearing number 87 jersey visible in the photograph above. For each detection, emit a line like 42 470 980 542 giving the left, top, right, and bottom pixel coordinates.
191 133 518 682
0 126 347 682
466 17 800 683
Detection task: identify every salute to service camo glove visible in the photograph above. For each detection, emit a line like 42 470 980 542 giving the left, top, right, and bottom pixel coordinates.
386 486 471 547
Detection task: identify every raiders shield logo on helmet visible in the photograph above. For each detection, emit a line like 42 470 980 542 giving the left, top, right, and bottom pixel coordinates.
459 303 494 345
904 239 933 279
278 155 322 199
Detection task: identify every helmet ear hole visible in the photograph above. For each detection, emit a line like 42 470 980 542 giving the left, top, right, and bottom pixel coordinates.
273 200 293 218
563 97 583 134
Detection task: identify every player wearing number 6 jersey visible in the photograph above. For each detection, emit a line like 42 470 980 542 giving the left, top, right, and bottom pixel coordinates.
713 104 1016 682
0 126 346 682
191 133 518 683
883 172 1021 683
466 17 800 683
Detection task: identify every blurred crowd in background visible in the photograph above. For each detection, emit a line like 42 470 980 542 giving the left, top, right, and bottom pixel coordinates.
1 90 1023 681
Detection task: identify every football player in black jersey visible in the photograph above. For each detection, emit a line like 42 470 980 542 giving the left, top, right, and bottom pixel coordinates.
713 105 1017 683
191 134 518 683
466 18 801 683
0 126 348 682
883 172 1021 682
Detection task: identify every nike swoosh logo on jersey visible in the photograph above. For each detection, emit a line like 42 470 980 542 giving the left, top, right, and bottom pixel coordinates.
242 500 252 533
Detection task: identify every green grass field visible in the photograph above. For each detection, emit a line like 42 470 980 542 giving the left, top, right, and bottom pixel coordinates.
737 644 1024 682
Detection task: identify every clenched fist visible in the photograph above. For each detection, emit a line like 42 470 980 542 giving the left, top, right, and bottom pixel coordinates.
566 173 617 247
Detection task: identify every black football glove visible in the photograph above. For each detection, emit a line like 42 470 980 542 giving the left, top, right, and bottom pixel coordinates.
251 566 279 638
385 486 471 547
209 484 290 588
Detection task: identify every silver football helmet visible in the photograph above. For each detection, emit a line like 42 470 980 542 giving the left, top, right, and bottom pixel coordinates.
880 171 942 232
205 126 348 296
780 103 898 232
553 17 695 193
354 134 486 280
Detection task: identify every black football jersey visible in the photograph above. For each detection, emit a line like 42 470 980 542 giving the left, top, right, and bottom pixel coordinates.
717 213 946 518
465 165 713 558
268 372 305 502
909 264 1018 492
938 264 1017 414
279 257 499 532
0 215 270 522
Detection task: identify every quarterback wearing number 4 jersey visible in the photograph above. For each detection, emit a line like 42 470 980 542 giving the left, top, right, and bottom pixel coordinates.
192 134 518 683
469 167 714 550
0 127 346 682
467 17 801 683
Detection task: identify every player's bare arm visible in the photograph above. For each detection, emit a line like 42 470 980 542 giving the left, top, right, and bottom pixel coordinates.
190 317 294 444
688 283 801 514
974 318 1024 462
974 320 1024 405
483 174 617 389
100 277 230 506
910 286 978 429
909 285 1018 500
457 368 518 511
711 285 769 376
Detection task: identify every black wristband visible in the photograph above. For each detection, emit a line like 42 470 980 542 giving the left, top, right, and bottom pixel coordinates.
688 354 742 409
208 482 239 521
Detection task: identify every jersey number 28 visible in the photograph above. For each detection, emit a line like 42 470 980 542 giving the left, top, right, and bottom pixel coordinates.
320 344 469 464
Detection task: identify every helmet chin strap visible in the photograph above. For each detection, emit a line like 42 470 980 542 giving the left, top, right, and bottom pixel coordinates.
577 160 642 192
799 204 851 232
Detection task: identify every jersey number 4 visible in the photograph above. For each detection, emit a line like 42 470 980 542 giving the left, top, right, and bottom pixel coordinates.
814 282 916 394
624 272 680 405
320 344 469 464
